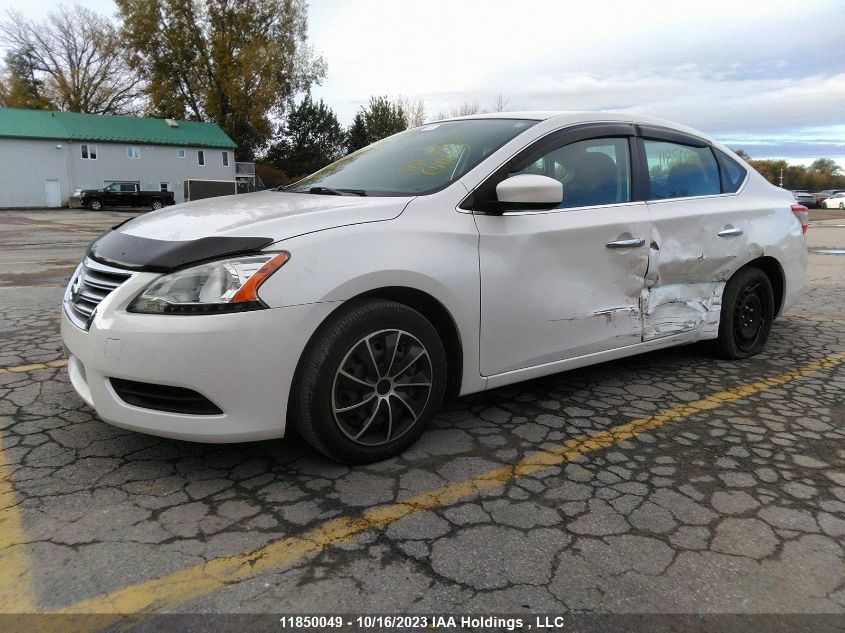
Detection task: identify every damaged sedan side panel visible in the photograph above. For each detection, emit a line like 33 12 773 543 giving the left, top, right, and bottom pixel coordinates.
642 193 771 341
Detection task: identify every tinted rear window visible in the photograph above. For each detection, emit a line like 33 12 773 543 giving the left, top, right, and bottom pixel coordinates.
715 150 747 193
644 140 721 199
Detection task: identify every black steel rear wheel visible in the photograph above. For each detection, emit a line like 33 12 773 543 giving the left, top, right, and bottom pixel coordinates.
710 266 774 359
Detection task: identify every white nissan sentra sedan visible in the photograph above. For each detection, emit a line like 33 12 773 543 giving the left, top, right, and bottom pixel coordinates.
61 112 807 463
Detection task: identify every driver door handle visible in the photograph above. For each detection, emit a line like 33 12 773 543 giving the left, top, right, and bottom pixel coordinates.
718 227 744 237
606 238 645 249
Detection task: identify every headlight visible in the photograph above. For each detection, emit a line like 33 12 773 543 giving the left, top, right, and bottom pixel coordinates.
73 189 82 196
128 252 289 314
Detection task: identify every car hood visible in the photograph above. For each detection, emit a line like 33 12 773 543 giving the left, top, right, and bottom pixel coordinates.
117 190 412 242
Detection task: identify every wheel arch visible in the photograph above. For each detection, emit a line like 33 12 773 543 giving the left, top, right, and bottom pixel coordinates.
737 255 785 317
293 286 464 402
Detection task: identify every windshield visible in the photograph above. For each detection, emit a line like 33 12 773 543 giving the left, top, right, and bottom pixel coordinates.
290 119 537 196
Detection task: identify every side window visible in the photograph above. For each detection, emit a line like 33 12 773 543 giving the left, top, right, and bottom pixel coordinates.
177 148 186 159
197 150 205 166
714 149 747 193
644 140 720 199
127 146 141 159
81 144 97 160
222 151 229 167
513 137 632 208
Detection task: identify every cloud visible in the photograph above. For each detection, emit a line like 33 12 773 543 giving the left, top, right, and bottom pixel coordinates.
308 0 845 163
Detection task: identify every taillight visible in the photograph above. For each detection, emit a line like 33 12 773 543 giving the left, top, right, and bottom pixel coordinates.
791 204 808 234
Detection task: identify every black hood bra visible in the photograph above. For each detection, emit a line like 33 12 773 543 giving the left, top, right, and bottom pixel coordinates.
87 229 275 273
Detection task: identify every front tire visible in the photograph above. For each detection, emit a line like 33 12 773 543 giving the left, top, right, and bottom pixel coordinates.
88 199 103 211
709 266 774 359
291 300 447 464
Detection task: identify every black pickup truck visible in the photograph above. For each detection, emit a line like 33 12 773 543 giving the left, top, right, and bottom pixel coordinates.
70 182 176 211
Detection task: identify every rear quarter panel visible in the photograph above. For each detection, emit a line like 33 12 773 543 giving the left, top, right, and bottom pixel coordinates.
643 171 804 341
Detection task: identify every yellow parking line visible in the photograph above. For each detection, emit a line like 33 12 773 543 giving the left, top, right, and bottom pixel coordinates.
0 360 68 375
49 349 845 616
0 435 37 612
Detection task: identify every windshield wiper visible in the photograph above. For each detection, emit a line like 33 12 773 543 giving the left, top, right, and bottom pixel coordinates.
302 186 367 196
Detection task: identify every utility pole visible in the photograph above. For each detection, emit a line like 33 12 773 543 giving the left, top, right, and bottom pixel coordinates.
779 168 784 187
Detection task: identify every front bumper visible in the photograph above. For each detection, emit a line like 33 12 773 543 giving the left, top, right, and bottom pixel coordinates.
61 272 338 443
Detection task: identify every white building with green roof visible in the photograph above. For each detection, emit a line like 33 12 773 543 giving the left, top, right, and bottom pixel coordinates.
0 108 239 208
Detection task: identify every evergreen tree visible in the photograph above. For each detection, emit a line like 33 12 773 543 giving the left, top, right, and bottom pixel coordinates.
0 51 54 109
362 95 406 144
264 94 345 177
346 112 368 154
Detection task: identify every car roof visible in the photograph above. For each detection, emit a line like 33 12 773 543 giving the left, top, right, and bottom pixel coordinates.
429 110 720 144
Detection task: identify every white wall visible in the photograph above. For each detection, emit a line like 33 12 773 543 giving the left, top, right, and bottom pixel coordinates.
69 141 236 204
0 138 237 207
0 138 71 208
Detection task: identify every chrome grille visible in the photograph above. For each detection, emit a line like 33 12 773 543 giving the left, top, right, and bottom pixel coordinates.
65 258 133 329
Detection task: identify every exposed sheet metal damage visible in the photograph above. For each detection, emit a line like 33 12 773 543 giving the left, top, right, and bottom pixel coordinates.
641 228 764 341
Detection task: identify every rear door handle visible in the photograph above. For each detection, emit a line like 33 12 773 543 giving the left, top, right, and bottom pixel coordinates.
717 227 744 238
606 238 645 249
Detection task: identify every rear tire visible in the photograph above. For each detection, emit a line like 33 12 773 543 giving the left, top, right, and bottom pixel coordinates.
151 199 163 210
709 266 774 359
291 300 447 464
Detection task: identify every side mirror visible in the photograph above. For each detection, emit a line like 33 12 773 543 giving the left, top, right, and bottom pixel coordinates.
496 174 562 206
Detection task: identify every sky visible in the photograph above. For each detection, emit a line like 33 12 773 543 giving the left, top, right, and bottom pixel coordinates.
1 0 843 166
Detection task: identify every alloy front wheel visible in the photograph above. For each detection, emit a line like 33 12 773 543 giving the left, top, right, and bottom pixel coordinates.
292 300 447 464
331 329 433 447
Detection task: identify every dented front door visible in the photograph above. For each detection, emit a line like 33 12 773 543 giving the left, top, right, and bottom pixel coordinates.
477 202 650 376
642 195 749 340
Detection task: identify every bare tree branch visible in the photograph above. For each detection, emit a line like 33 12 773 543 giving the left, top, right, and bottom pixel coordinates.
0 4 145 114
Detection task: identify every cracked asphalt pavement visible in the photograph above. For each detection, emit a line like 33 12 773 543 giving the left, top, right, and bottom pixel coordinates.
1 209 844 626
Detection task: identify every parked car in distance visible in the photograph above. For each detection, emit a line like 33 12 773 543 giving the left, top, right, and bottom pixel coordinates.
61 112 808 464
70 182 175 211
822 192 845 209
816 189 845 206
790 190 815 207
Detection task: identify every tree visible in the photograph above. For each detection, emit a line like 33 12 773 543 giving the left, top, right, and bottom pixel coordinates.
346 112 368 153
116 0 326 159
0 5 143 114
362 95 406 143
809 158 842 177
263 94 344 177
396 95 426 127
0 50 54 109
733 148 751 160
433 100 482 120
491 92 508 112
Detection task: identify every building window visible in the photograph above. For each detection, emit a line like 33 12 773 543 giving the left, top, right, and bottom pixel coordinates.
177 148 186 158
81 144 97 160
198 150 205 166
222 151 229 167
160 182 170 192
127 146 141 159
